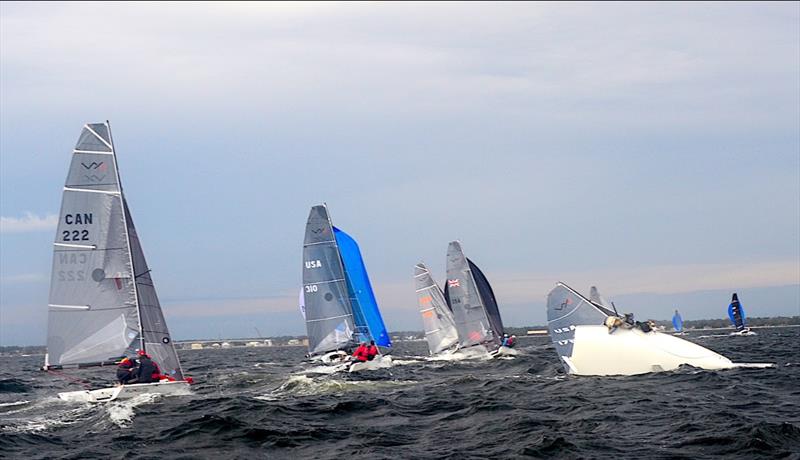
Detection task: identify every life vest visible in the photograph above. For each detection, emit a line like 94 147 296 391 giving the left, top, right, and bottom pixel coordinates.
352 345 368 362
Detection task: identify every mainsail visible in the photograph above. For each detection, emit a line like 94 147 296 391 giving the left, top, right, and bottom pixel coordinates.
728 293 747 331
672 310 684 332
44 123 183 380
444 241 497 348
334 227 391 348
547 282 617 361
415 263 459 354
302 205 356 355
589 286 609 308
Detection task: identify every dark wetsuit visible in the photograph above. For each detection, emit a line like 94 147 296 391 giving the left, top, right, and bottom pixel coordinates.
116 358 137 384
135 356 160 383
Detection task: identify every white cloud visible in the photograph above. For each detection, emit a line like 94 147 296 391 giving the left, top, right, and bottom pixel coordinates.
0 212 58 233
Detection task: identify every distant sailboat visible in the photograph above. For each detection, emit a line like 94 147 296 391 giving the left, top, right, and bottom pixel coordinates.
546 282 771 376
414 263 459 355
728 293 755 336
43 122 191 402
301 204 392 370
442 241 509 355
672 310 686 335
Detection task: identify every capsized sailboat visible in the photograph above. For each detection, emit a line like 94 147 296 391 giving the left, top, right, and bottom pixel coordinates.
728 293 755 336
414 263 459 355
302 204 392 371
43 122 191 402
442 241 513 357
546 282 771 376
672 310 686 335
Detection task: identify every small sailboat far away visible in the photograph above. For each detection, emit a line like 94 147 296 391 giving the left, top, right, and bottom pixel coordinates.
546 282 772 376
42 122 192 402
672 309 686 335
728 293 755 336
302 204 392 372
414 262 459 356
443 241 515 358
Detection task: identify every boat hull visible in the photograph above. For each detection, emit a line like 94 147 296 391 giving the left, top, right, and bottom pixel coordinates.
349 355 393 373
58 380 192 403
562 325 738 376
491 346 519 357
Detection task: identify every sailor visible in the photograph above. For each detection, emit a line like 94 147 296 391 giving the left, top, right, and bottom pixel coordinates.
507 335 516 348
352 342 368 362
133 350 161 383
116 356 138 385
366 340 379 361
501 333 510 347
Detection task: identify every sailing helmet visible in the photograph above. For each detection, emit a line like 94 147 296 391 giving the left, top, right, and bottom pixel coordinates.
504 333 509 338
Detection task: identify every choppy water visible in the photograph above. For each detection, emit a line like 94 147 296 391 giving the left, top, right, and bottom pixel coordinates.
1 328 799 459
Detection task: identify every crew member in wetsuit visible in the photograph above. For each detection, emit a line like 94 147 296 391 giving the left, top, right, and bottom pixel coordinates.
507 335 516 348
352 342 368 362
366 340 379 361
116 356 137 384
501 334 510 347
133 350 161 383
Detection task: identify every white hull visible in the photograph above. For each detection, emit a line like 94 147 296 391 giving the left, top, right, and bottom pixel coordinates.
491 346 519 357
317 350 349 364
561 325 771 376
730 329 757 336
58 380 192 403
349 355 393 373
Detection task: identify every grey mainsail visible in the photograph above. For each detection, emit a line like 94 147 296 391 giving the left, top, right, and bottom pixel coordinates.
124 199 183 379
44 123 183 380
415 263 459 355
589 286 609 308
445 241 494 348
302 205 356 355
547 282 616 361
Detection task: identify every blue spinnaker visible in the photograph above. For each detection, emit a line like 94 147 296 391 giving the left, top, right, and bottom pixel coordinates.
333 227 392 348
728 293 746 331
672 311 683 332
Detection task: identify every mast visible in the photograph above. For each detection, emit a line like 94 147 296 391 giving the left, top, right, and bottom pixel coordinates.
106 121 145 353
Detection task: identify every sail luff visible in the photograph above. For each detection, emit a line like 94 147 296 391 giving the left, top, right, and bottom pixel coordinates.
107 122 145 354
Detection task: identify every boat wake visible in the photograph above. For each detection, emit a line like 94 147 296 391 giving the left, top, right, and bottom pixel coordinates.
257 375 416 401
106 393 161 428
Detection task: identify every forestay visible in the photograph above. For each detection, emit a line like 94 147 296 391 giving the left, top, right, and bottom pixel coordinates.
546 282 616 359
302 205 356 355
334 227 391 348
44 123 183 380
415 263 459 354
444 241 494 348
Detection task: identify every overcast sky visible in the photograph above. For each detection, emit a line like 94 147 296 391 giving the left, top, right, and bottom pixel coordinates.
1 2 798 345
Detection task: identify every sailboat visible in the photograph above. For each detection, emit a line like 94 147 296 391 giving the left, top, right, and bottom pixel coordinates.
302 204 392 372
442 241 512 357
546 282 771 376
414 263 459 355
728 293 755 336
672 310 686 335
43 122 191 402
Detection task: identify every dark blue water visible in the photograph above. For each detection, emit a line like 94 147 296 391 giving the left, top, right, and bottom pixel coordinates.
1 328 799 459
